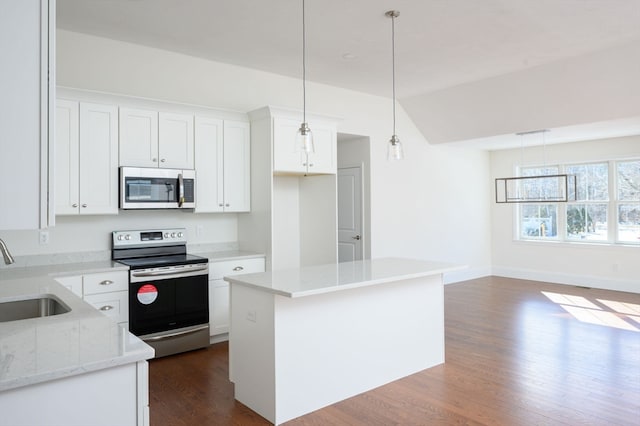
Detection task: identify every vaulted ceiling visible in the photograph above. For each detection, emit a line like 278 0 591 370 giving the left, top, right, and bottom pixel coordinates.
57 0 640 149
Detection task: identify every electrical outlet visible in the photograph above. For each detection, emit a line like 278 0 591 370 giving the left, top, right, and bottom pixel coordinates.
247 310 256 322
196 225 204 237
39 231 49 245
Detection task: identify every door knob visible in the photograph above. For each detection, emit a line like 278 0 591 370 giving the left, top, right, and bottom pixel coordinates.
352 235 361 240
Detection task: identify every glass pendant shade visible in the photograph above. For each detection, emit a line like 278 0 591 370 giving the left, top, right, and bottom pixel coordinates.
296 122 314 153
388 134 404 160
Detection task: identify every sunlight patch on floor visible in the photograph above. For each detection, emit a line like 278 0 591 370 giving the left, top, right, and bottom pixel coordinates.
542 291 640 332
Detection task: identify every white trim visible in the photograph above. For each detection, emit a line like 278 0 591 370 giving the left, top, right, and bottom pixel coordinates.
443 266 492 285
493 266 639 293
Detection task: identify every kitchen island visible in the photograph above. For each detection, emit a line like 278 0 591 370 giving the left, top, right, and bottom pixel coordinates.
225 258 463 425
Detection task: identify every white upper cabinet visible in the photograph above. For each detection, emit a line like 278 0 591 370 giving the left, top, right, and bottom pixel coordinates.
222 120 251 212
56 100 119 215
194 116 224 212
195 117 250 213
119 108 158 168
119 108 194 169
0 0 54 230
159 112 194 169
272 117 337 175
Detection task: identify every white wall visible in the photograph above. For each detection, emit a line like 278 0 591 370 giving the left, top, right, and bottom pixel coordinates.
1 30 492 281
491 136 640 292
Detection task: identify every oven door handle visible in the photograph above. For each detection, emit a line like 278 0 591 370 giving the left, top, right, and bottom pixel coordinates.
143 325 209 342
131 264 208 279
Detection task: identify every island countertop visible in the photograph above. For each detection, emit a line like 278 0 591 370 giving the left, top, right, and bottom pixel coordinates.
224 257 464 298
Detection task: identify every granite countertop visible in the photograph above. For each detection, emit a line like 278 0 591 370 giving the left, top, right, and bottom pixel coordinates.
224 257 465 298
0 263 153 392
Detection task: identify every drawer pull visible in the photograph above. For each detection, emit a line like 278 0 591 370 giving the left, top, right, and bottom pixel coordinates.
232 266 244 272
99 280 114 286
100 305 114 311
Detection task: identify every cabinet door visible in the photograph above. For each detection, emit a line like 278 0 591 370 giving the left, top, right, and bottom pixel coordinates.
209 279 229 335
273 117 305 173
79 103 119 215
0 0 53 230
159 112 194 169
306 124 336 174
119 107 158 167
223 120 251 212
194 116 224 213
55 100 80 215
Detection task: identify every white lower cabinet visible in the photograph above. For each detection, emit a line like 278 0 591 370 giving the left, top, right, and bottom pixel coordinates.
55 270 129 328
0 361 149 426
208 257 265 338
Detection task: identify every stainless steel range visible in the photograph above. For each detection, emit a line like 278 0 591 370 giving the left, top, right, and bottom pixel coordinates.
112 228 209 358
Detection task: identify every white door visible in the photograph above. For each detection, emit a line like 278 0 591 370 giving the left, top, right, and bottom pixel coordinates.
55 99 80 215
337 166 363 262
194 116 224 212
223 120 251 212
79 102 119 215
119 108 158 167
159 112 194 169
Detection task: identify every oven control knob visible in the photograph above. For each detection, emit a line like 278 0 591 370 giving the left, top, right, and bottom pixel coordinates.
171 232 176 238
164 232 169 238
177 232 183 238
117 235 124 241
124 234 131 241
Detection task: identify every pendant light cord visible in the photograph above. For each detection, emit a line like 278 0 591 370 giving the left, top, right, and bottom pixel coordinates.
302 0 307 125
391 12 396 136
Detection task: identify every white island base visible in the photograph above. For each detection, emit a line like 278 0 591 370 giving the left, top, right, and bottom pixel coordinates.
227 258 461 425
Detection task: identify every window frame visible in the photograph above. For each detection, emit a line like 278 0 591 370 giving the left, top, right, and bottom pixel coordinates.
515 158 640 246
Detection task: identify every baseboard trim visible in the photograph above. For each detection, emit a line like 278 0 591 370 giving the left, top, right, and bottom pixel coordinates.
444 266 492 285
492 266 639 294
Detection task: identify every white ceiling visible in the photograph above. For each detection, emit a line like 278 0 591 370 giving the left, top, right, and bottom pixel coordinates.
57 0 640 149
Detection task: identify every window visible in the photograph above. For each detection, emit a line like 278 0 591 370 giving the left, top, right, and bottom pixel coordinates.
566 163 608 241
517 159 640 245
518 166 559 239
617 160 640 243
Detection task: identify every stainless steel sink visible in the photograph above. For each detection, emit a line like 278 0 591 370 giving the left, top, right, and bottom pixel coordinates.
0 295 71 322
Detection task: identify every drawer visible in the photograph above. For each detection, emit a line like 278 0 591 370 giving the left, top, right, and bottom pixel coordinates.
84 291 129 324
83 271 128 295
208 257 265 279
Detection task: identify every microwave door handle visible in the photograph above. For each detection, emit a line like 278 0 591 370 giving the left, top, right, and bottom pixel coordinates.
178 173 185 207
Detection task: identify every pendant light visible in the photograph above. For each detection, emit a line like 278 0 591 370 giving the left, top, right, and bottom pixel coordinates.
296 0 314 154
386 10 404 161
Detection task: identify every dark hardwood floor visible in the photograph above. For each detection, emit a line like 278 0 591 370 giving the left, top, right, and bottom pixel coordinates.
148 276 640 425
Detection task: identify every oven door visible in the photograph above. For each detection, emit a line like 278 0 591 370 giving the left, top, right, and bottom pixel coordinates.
129 265 208 336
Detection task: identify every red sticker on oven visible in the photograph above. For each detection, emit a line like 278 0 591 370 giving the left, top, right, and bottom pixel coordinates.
137 284 158 305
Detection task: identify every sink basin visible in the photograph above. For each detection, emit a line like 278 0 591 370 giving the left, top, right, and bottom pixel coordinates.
0 295 71 322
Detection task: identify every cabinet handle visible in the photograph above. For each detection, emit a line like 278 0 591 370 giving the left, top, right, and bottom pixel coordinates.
302 163 314 167
100 305 114 311
160 158 166 163
219 203 224 207
152 158 158 162
225 203 230 207
72 203 78 207
232 266 244 272
81 204 87 208
99 280 114 286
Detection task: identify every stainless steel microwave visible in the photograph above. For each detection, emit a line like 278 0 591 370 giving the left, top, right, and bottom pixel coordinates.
119 167 196 209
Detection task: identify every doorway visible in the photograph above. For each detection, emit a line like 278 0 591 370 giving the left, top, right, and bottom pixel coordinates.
338 166 363 262
337 133 371 262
